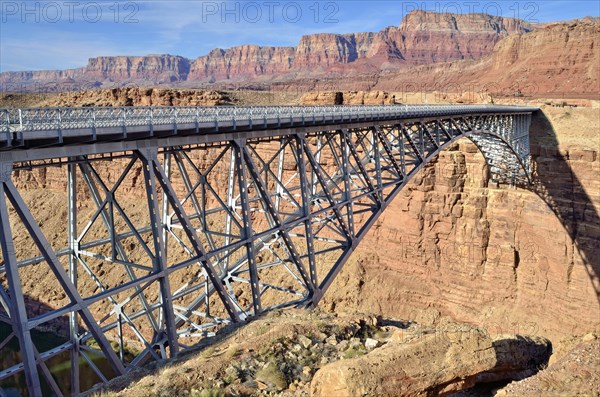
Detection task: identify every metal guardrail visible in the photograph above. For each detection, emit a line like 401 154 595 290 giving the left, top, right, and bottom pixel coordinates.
0 105 538 134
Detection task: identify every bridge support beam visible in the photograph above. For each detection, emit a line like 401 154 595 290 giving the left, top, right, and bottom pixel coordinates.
0 111 534 395
0 163 42 397
138 149 180 359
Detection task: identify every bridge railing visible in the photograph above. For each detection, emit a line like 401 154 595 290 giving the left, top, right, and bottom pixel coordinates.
1 105 538 134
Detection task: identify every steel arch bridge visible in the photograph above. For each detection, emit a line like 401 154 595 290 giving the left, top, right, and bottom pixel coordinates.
0 104 536 396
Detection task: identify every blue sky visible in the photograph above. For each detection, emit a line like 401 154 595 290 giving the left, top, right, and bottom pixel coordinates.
1 0 598 71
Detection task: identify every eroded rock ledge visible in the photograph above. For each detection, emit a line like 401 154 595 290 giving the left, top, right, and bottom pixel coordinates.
310 327 550 397
90 310 552 397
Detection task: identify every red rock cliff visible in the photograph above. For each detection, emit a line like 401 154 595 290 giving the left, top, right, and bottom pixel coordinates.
83 54 191 83
188 45 295 81
0 69 84 85
0 11 534 88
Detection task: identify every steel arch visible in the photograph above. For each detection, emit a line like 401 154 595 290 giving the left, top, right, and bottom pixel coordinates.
0 106 535 396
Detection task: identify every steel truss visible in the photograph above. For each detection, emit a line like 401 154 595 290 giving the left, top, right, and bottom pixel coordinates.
0 112 533 395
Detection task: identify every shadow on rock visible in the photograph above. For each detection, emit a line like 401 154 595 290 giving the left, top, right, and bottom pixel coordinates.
529 110 600 305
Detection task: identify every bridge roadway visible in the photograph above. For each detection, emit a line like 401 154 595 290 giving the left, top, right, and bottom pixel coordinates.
0 104 537 161
0 104 538 396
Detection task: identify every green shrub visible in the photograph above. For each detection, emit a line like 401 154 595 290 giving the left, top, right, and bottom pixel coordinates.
255 363 287 390
343 345 367 359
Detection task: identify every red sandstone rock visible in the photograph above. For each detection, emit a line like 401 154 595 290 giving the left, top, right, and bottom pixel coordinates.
299 91 343 105
41 87 232 107
84 55 191 83
188 46 295 82
0 10 538 90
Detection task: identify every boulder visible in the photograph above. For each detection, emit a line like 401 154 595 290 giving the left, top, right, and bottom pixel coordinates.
311 327 551 397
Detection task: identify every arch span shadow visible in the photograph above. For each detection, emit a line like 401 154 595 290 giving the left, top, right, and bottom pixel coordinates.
529 109 600 305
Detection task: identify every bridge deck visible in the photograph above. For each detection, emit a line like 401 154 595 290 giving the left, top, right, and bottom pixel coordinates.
0 105 538 160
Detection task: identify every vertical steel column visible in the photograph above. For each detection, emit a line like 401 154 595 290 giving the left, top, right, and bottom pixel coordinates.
419 125 425 159
78 161 161 335
400 124 423 163
345 129 382 207
67 160 80 395
339 130 355 236
371 128 383 200
232 140 262 314
302 139 353 242
173 152 224 274
0 163 42 397
274 140 286 213
223 147 237 273
295 135 319 289
397 125 407 176
161 152 172 266
311 135 323 197
108 193 116 261
374 127 404 180
524 114 532 176
138 149 180 357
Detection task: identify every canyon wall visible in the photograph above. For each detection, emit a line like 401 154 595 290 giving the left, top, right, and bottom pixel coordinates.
322 106 600 342
188 46 296 81
0 68 85 88
394 11 533 63
0 10 534 88
83 55 191 83
2 14 598 98
265 20 600 97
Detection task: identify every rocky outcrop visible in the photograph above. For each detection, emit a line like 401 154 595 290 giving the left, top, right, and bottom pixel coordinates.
399 10 532 33
293 33 365 68
69 310 552 396
310 327 550 397
299 91 343 105
487 22 600 94
365 11 534 64
298 90 396 105
343 90 395 105
42 87 232 107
